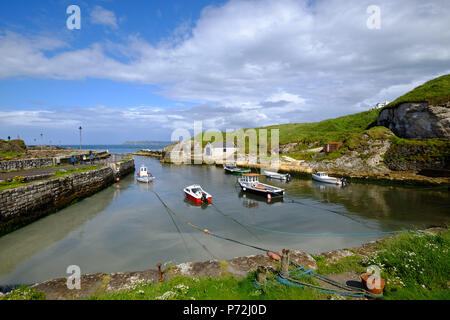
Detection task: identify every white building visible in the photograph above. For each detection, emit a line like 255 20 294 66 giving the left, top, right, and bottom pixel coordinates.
204 142 238 161
372 101 390 109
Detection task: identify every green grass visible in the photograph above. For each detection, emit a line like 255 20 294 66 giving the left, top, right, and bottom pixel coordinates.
0 166 103 191
5 229 448 300
193 109 381 150
314 254 366 275
385 137 450 168
52 165 102 178
91 273 327 300
263 109 381 145
364 229 450 300
0 179 28 191
384 74 450 109
0 286 45 300
0 151 23 161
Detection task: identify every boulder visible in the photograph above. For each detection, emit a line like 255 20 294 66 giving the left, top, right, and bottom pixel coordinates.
377 102 450 139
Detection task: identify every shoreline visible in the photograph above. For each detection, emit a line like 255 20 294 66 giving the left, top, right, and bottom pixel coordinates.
155 155 449 187
0 158 135 236
2 227 445 300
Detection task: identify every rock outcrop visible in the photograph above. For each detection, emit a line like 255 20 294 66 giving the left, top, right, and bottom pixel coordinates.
377 102 450 139
0 139 26 153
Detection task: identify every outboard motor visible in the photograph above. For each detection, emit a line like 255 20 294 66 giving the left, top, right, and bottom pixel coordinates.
201 193 208 203
287 173 291 182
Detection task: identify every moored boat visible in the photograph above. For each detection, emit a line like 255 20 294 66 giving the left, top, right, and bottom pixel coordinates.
184 185 212 204
223 164 251 175
136 166 155 183
312 172 346 185
262 170 291 181
238 174 285 199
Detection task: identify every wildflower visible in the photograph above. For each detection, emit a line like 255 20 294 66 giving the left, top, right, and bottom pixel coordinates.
156 291 177 300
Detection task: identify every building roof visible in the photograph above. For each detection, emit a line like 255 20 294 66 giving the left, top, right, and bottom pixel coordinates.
208 142 236 148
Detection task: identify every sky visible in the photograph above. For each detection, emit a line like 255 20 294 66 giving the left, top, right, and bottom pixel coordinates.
0 0 449 144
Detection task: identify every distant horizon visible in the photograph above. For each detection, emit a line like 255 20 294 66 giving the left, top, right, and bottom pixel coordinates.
1 0 449 145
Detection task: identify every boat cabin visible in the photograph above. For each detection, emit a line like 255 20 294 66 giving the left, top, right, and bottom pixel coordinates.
315 172 329 177
139 166 151 177
241 173 260 182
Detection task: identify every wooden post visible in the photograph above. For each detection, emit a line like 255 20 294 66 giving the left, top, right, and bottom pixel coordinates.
280 249 290 277
156 263 163 282
256 266 268 286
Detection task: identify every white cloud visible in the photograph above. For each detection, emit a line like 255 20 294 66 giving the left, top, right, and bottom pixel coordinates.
0 0 450 138
90 6 118 29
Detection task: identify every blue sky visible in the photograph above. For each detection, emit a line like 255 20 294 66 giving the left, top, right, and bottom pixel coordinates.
0 0 449 144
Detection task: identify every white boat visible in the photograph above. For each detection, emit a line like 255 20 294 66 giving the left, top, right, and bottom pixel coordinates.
238 174 285 199
312 172 346 185
262 170 291 181
184 185 212 204
136 166 155 183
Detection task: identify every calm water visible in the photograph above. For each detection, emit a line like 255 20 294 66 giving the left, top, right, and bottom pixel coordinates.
0 156 449 287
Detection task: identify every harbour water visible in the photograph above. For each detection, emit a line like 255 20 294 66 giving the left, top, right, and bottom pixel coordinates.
59 143 171 154
0 156 448 288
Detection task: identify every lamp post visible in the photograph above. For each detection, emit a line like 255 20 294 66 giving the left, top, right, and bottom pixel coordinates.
79 126 82 150
40 133 43 150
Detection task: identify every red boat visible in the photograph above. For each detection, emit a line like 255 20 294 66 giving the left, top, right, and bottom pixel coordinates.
183 185 212 204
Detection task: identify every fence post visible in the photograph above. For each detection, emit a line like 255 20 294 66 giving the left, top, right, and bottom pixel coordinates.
280 249 290 277
256 266 268 286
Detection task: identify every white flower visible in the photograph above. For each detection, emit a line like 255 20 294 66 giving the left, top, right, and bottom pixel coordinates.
156 291 177 300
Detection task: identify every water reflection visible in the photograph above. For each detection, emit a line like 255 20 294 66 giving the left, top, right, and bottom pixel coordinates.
0 176 133 278
0 156 448 287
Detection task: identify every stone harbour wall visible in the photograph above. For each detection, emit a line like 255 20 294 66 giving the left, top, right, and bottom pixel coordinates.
0 151 110 171
0 159 134 236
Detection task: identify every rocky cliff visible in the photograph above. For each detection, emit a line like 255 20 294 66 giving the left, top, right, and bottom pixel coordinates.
377 102 450 139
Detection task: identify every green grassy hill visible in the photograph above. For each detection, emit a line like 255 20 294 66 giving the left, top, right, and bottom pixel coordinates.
384 74 450 109
190 75 448 154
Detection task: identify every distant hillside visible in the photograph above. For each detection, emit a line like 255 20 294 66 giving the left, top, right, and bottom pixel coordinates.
123 141 171 145
384 74 450 109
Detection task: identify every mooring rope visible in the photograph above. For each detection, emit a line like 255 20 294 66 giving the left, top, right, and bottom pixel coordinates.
151 190 384 298
151 190 273 253
211 203 261 241
243 223 411 237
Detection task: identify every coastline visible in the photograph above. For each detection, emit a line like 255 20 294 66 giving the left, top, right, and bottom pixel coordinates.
3 227 445 300
156 155 449 187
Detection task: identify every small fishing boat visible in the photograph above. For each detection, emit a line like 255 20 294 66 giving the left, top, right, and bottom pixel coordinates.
262 170 291 181
312 172 346 185
223 164 251 175
184 185 212 204
238 174 285 199
136 166 155 183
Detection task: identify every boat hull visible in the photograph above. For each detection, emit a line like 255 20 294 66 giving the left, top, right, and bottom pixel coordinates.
224 167 251 175
136 176 155 183
264 171 291 181
239 184 284 198
312 174 342 185
185 191 212 204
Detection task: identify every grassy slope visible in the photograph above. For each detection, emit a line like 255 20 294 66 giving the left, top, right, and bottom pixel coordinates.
384 74 450 109
196 108 381 151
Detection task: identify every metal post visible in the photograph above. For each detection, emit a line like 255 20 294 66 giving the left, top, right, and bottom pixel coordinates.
280 249 290 277
79 126 82 150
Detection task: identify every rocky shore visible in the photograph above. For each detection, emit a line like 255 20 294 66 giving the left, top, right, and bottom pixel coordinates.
21 230 414 300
